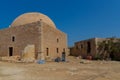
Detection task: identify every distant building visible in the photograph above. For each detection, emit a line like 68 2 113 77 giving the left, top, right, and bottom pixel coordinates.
70 38 103 58
0 12 68 61
70 38 120 60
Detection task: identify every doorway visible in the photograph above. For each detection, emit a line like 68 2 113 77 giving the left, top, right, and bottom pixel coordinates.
9 47 13 56
62 52 66 61
87 42 91 53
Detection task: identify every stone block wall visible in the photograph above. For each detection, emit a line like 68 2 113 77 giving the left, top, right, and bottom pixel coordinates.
42 23 68 60
70 38 97 58
0 21 40 58
0 21 68 61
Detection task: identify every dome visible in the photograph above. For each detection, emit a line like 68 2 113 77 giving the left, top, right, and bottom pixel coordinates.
11 12 56 28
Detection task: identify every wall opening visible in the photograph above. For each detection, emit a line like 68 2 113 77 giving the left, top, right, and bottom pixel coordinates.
81 44 83 48
57 38 59 43
76 45 79 49
9 47 13 56
46 48 49 56
12 36 15 42
56 48 59 53
87 42 91 53
62 52 66 61
63 48 65 52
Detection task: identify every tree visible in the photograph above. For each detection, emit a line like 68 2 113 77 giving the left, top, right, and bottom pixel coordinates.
97 38 120 61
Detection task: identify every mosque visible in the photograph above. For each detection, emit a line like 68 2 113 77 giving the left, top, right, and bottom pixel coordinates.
0 12 68 61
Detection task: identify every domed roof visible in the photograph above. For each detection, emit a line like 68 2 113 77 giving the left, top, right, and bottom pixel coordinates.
11 12 56 28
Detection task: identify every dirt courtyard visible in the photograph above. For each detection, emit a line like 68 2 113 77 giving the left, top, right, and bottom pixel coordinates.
0 56 120 80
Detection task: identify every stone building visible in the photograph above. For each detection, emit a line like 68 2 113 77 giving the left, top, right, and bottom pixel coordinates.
0 12 68 61
70 38 108 59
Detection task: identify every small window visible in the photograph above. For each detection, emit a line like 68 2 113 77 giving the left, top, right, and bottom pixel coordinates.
56 48 59 53
57 38 59 43
63 48 65 52
12 36 15 42
46 48 49 56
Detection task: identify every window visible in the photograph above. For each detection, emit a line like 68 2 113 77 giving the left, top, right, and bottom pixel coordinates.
12 36 15 42
57 38 59 43
63 48 65 52
56 48 59 53
46 48 49 56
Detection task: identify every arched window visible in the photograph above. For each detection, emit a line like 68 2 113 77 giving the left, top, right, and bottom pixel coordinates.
57 38 59 43
12 36 15 42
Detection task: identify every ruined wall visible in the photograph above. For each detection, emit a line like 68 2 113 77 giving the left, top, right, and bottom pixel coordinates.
70 38 110 59
22 44 35 61
42 23 68 60
70 38 97 58
0 21 40 58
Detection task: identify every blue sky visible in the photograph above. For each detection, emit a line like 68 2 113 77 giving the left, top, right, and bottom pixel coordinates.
0 0 120 46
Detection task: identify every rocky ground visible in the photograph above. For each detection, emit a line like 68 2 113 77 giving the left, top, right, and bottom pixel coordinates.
0 56 120 80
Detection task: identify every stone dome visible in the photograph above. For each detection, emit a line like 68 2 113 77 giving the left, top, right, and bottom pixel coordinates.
11 12 56 28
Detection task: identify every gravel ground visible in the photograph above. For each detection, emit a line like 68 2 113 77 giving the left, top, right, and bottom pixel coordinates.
0 56 120 80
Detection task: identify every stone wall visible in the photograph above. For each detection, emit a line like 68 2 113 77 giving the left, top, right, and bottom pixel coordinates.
0 21 68 61
42 23 68 60
0 21 40 58
70 38 109 59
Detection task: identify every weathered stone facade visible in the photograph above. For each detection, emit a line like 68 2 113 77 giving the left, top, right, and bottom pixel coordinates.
0 12 68 61
42 23 67 59
0 21 40 57
70 38 106 59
